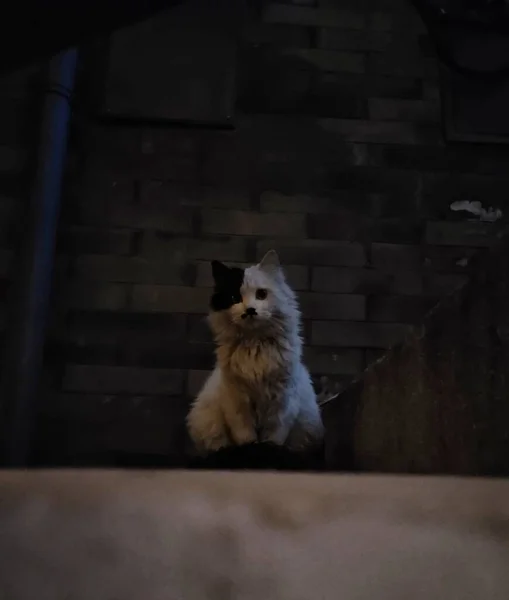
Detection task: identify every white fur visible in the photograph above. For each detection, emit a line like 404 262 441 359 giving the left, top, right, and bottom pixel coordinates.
187 251 324 454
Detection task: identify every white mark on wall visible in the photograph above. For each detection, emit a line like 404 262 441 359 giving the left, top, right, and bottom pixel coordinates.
456 257 469 268
450 200 503 222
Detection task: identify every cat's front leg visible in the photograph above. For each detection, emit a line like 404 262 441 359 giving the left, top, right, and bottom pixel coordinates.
223 387 257 446
259 400 296 446
259 419 292 446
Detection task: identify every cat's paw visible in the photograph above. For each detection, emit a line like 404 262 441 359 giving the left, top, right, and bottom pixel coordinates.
316 376 342 407
232 427 258 446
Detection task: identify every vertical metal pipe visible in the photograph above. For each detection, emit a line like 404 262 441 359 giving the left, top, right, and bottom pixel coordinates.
1 49 77 467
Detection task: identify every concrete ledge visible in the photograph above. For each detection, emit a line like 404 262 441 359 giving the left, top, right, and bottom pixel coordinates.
1 471 509 599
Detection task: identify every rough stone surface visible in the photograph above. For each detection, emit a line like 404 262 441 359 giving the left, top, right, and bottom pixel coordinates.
323 231 509 476
2 472 509 600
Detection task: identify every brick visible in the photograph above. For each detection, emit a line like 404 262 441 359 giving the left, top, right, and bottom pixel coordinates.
312 266 422 295
75 193 194 233
368 52 438 78
0 145 24 173
0 195 23 245
318 118 440 145
371 243 422 270
333 166 420 199
129 154 199 182
37 394 190 460
200 187 251 210
54 313 189 366
423 246 479 272
57 227 133 256
131 285 210 314
303 346 364 375
46 337 118 366
423 273 468 297
201 140 256 188
260 190 371 214
60 282 128 311
261 138 368 170
187 369 212 397
311 320 409 347
40 393 123 424
65 311 187 343
299 292 365 320
139 182 198 207
243 23 311 47
141 181 250 210
0 249 13 278
422 80 440 101
369 98 440 123
423 172 509 208
196 261 309 291
368 11 426 33
63 365 184 395
308 75 367 119
237 47 312 115
140 129 198 155
368 11 393 31
142 233 248 262
0 65 37 99
41 392 188 428
79 125 140 159
368 218 424 244
264 4 365 28
308 213 365 240
366 76 422 100
285 72 415 117
367 295 434 323
425 222 497 248
257 238 366 266
82 130 198 179
187 315 213 343
140 180 203 211
282 49 365 74
73 255 196 286
259 154 357 191
0 104 25 147
125 341 215 371
202 209 305 237
62 174 125 213
367 145 477 174
318 28 391 52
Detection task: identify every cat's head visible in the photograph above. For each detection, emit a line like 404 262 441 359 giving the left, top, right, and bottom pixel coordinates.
209 250 298 334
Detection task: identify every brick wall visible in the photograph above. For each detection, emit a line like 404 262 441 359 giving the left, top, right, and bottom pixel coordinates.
36 0 509 464
0 65 40 364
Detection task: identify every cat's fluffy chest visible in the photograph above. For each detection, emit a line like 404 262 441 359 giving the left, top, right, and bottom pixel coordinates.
220 338 291 383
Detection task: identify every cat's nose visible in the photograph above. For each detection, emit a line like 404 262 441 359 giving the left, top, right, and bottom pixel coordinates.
242 307 257 319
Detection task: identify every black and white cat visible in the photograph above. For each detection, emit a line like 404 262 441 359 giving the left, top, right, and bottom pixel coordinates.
187 250 324 454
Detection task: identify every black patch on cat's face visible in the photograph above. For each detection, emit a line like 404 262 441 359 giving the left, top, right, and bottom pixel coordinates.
210 260 244 312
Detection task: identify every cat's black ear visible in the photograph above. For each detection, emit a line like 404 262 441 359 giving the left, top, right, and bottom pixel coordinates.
211 260 230 282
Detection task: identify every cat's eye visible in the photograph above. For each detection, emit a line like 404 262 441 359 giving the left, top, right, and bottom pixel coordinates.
255 288 268 300
231 295 241 304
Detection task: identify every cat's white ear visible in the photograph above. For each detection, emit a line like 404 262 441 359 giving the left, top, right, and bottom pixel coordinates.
258 249 280 271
